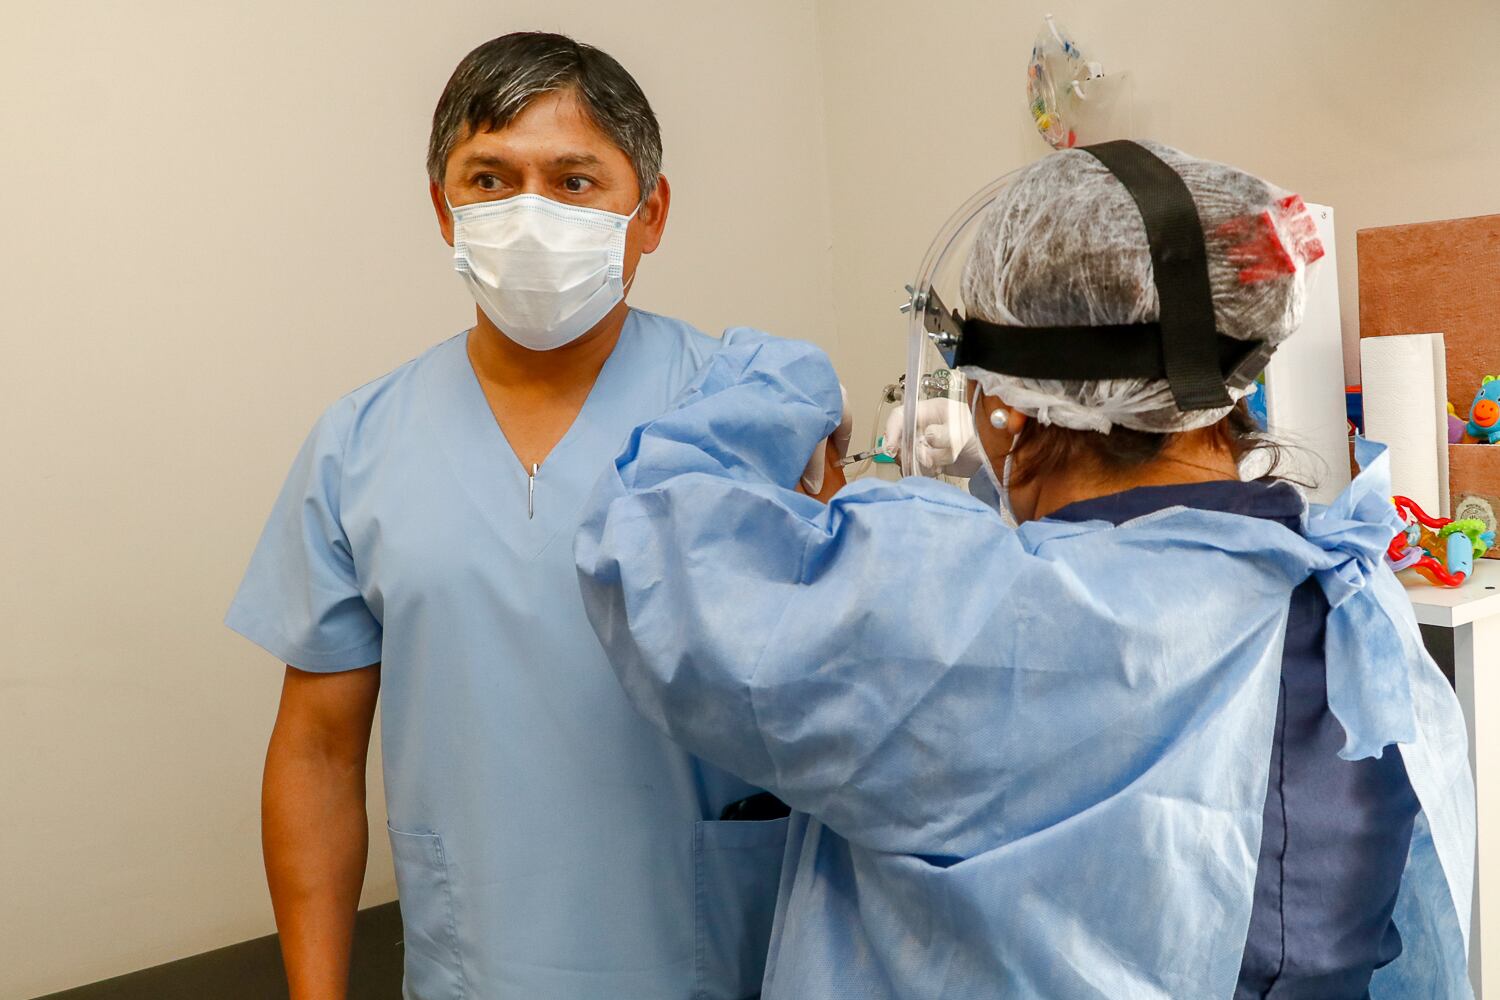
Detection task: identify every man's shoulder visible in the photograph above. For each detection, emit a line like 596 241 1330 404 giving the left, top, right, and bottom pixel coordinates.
314 332 464 441
627 308 721 361
343 332 461 405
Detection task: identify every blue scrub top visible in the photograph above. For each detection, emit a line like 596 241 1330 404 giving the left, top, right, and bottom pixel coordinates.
228 310 787 1000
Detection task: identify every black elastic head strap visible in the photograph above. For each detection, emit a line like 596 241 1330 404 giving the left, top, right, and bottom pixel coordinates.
949 140 1241 411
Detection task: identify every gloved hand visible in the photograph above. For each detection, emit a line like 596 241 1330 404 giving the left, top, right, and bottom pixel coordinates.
802 384 854 495
884 397 983 477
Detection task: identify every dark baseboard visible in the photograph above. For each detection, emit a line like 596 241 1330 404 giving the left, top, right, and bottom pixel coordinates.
31 901 404 1000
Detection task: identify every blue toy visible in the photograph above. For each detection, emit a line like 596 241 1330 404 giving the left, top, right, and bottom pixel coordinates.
1346 385 1364 437
1245 380 1267 430
1467 375 1500 443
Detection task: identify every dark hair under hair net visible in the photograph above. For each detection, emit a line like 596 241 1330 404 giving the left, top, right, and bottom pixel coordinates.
959 141 1323 433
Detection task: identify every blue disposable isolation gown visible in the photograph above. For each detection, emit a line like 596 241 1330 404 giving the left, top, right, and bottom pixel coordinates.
227 311 787 1000
574 334 1476 1000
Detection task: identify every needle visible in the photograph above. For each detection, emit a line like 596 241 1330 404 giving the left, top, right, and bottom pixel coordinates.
838 447 891 467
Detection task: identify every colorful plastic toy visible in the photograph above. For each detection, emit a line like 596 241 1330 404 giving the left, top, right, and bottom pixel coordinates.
1466 375 1500 443
1387 495 1495 587
1346 385 1364 438
1244 380 1267 430
1448 402 1467 444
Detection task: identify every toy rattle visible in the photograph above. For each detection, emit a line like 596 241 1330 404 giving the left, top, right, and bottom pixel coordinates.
1466 375 1500 444
1387 495 1494 587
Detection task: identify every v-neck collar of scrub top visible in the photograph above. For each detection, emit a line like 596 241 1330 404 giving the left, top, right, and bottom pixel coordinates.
421 311 647 560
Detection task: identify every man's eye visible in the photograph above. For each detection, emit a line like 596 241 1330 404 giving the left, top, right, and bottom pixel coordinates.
475 174 500 191
563 176 593 194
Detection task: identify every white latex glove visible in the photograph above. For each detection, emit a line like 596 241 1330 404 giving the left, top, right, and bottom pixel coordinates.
802 385 854 494
884 397 983 477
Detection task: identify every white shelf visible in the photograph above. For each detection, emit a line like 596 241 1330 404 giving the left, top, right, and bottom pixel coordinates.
1404 559 1500 628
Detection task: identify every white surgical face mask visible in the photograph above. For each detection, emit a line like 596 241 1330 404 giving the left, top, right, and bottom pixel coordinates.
450 193 638 351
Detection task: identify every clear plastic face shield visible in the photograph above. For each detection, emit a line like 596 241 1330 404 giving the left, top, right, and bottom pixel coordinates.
838 19 1143 486
838 172 1021 484
898 172 1019 479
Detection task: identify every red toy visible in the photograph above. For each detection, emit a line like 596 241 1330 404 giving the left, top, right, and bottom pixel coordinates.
1387 495 1494 587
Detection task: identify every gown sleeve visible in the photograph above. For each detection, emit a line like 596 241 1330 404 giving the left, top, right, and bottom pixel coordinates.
576 332 1033 853
226 399 383 671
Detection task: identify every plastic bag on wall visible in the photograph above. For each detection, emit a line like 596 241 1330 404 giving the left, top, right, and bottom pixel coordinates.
1026 15 1130 149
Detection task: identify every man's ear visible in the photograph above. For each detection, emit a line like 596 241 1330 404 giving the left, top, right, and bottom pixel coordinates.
430 180 455 248
638 175 671 255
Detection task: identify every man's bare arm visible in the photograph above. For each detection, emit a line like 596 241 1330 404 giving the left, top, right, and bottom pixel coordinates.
262 663 380 1000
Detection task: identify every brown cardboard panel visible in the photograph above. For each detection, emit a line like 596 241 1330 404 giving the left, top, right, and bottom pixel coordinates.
1450 444 1500 558
1357 213 1500 412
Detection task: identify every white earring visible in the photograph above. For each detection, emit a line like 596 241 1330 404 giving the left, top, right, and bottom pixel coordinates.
990 408 1009 429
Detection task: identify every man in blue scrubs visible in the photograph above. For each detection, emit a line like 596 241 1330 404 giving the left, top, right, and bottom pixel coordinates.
227 33 822 999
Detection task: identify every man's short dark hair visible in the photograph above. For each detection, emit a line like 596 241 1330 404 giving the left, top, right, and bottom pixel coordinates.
427 32 663 199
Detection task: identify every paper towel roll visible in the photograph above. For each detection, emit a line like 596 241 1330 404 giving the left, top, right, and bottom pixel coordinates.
1360 333 1449 514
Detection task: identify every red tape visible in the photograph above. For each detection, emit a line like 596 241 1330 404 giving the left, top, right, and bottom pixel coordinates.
1214 194 1326 284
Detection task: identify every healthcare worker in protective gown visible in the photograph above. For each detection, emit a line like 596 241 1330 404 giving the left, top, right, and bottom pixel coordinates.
576 142 1476 999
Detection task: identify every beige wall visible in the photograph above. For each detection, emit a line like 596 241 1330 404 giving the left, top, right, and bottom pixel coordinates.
0 3 834 996
816 0 1500 447
7 1 1500 996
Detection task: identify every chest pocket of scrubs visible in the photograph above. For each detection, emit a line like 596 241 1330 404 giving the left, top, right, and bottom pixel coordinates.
693 816 790 1000
388 825 465 1000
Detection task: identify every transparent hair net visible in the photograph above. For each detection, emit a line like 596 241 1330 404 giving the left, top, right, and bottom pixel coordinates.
958 141 1322 434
